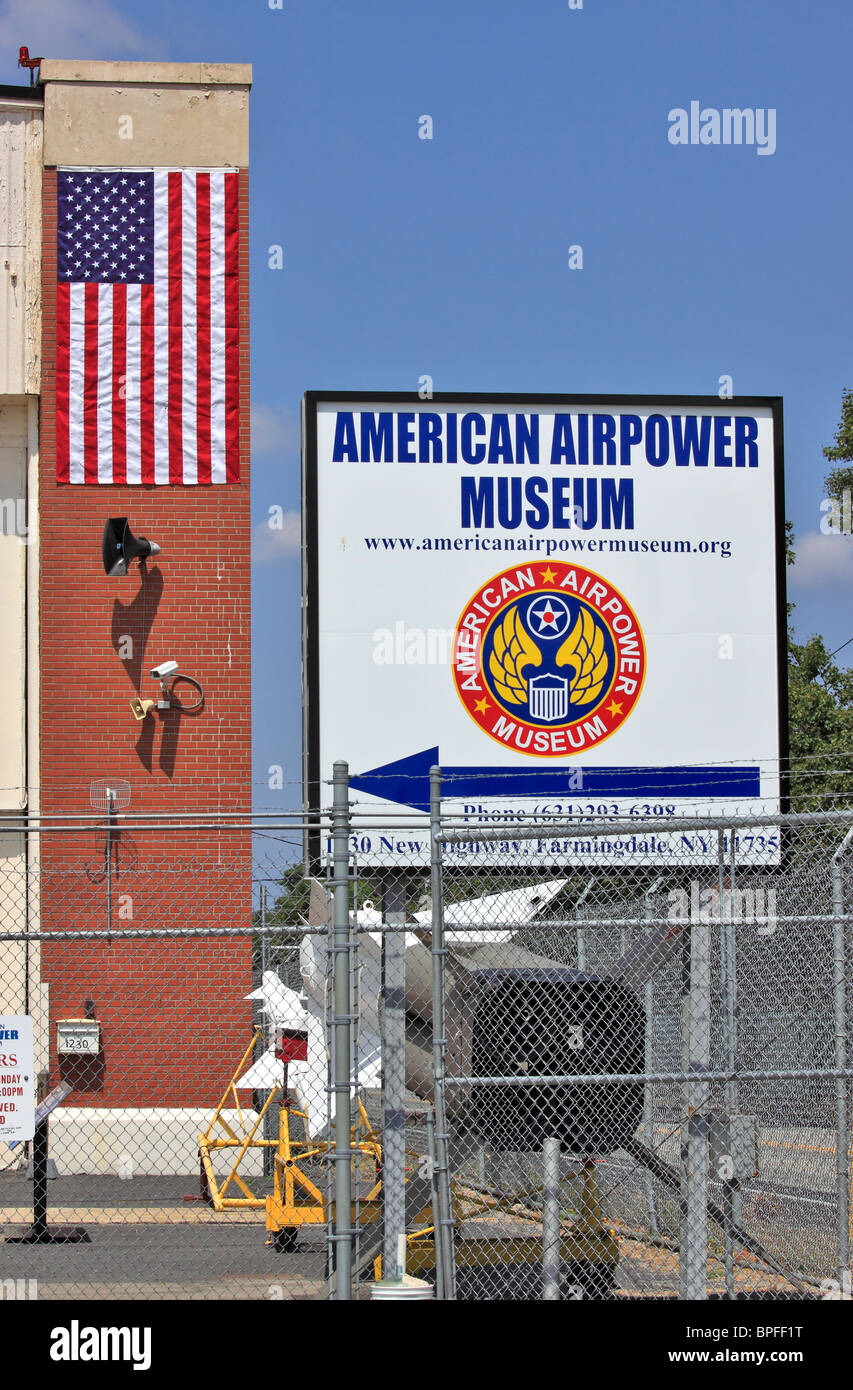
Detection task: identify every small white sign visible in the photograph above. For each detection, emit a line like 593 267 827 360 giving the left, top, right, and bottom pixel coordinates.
57 1020 100 1055
0 1015 34 1143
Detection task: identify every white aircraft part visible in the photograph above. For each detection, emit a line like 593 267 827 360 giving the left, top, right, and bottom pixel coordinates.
438 879 567 926
300 930 329 1002
235 1047 283 1090
245 971 308 1030
410 879 567 948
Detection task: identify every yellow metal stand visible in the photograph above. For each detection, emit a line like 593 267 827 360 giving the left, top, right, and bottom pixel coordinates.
265 1095 383 1250
195 1027 387 1248
197 1029 283 1210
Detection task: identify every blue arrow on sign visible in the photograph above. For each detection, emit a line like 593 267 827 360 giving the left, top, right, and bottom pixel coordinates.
349 748 761 814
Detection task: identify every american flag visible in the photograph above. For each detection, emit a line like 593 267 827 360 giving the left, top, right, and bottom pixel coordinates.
55 168 240 484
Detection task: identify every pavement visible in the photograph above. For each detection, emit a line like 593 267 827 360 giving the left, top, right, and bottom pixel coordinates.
0 1126 838 1301
0 1173 329 1298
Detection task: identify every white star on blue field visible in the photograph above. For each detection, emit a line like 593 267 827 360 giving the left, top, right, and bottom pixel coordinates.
57 171 154 283
530 599 571 637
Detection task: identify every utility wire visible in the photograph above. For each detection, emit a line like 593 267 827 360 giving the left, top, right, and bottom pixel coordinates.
827 634 853 663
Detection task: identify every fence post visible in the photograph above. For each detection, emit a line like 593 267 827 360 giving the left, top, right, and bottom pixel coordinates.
542 1137 561 1300
831 827 853 1286
349 869 363 1289
574 877 593 971
258 886 275 1177
719 830 740 1299
426 1110 442 1297
331 761 353 1300
643 879 662 1238
380 876 408 1283
680 848 713 1299
430 765 456 1299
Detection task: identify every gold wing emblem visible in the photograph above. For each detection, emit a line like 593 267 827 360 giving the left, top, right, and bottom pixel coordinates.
488 606 541 706
556 607 609 706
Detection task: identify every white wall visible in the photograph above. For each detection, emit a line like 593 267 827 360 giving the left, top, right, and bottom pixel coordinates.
0 401 27 809
0 96 42 1018
0 98 42 397
49 1109 267 1177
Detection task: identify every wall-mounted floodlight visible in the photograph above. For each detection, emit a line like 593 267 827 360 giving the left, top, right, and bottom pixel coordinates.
102 518 160 577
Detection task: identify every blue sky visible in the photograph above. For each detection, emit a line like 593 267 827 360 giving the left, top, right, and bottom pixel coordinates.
3 0 852 806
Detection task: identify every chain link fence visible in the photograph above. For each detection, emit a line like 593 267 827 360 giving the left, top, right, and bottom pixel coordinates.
335 778 853 1302
0 789 851 1301
0 818 335 1300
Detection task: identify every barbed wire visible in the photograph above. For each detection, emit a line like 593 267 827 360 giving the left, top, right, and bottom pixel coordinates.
0 750 852 798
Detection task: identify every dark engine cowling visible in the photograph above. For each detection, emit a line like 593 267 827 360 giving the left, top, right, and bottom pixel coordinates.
468 968 645 1155
403 943 645 1156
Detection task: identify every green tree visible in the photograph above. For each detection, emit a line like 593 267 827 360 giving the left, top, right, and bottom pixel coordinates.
787 628 853 809
823 386 853 501
787 388 853 809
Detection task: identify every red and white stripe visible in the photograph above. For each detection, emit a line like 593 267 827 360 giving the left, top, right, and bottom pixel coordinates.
55 168 240 485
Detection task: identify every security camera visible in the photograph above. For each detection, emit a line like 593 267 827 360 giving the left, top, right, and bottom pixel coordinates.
137 661 205 717
150 660 178 681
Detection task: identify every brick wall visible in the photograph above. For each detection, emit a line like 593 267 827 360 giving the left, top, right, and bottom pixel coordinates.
38 167 254 1107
